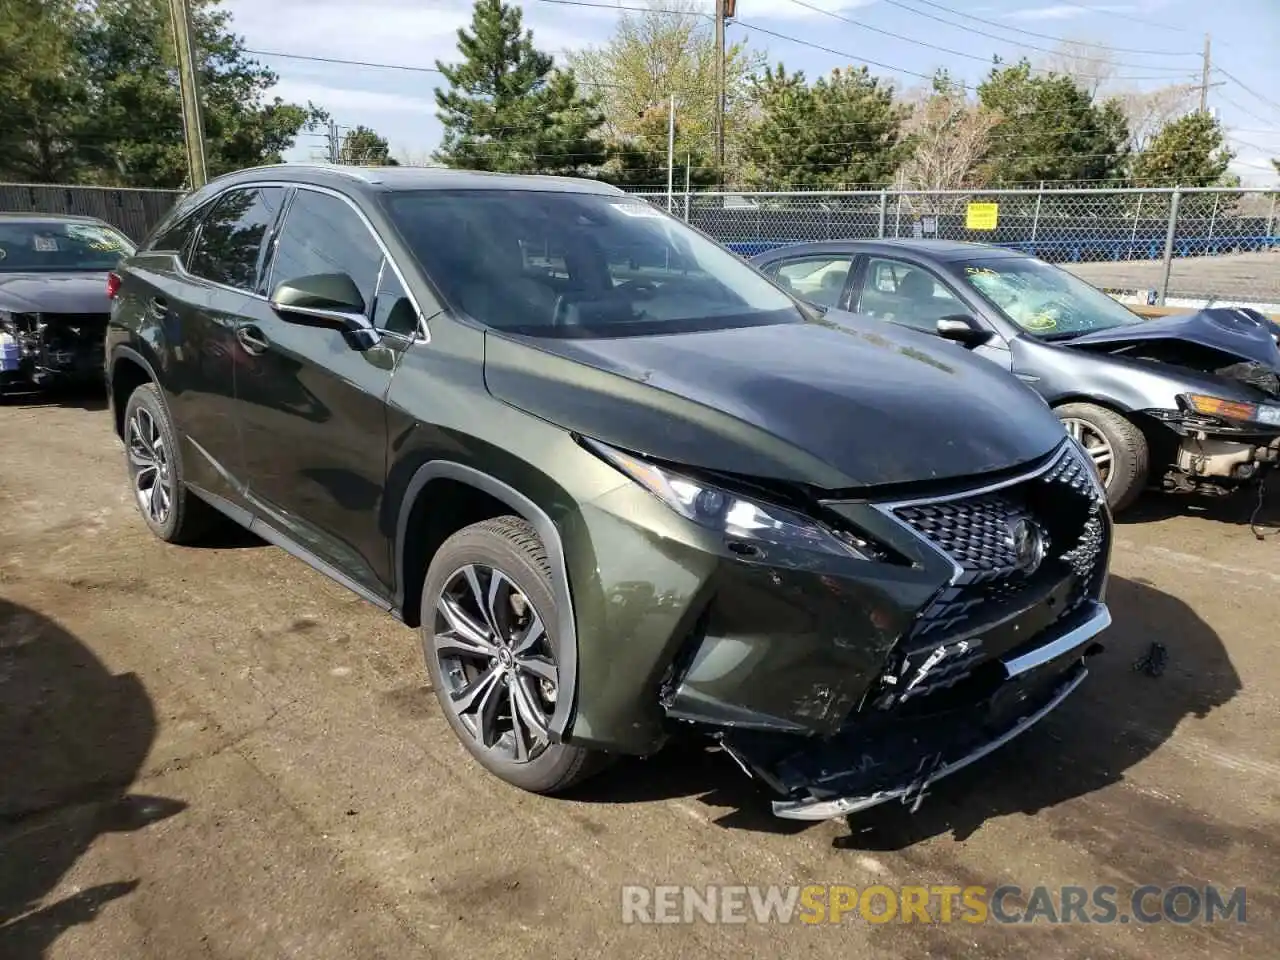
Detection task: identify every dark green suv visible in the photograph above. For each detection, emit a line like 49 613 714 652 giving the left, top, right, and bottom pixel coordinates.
105 164 1113 820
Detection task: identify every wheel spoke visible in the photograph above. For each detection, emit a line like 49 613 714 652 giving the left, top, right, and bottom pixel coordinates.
515 654 557 686
486 569 509 641
452 664 505 746
510 676 550 744
511 610 545 656
462 564 503 638
435 595 497 658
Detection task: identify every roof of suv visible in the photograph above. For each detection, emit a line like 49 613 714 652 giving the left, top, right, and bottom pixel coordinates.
202 163 630 197
757 238 1029 262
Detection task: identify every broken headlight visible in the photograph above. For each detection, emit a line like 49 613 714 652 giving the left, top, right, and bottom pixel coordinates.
1183 393 1280 427
582 437 879 560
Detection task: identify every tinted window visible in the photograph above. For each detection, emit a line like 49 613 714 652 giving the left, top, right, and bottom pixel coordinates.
372 261 419 336
267 190 382 312
147 204 205 259
382 189 802 338
0 219 134 272
188 187 285 291
773 256 854 308
856 257 963 332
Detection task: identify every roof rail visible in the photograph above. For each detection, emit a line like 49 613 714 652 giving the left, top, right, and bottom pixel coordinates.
265 162 386 184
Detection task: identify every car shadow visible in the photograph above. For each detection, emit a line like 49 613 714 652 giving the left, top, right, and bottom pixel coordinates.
1119 482 1280 534
569 575 1240 847
0 384 108 413
0 599 186 959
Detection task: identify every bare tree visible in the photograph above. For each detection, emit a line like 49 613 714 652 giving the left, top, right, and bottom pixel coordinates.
894 78 1000 207
1119 84 1199 151
1040 39 1118 99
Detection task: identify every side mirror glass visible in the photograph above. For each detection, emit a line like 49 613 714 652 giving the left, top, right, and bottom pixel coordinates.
936 313 993 348
269 273 378 348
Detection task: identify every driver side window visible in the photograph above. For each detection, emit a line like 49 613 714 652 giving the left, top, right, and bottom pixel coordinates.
267 189 382 313
856 257 963 333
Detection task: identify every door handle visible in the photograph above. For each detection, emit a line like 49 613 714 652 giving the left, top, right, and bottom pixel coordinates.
236 324 270 356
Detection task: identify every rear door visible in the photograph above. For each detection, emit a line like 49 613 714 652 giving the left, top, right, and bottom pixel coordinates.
760 253 858 310
235 186 415 598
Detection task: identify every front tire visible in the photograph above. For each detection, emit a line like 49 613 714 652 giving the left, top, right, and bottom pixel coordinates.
122 383 213 544
1056 402 1148 513
420 516 605 795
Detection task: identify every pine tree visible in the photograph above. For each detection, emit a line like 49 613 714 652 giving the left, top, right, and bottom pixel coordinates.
433 0 604 176
1131 111 1233 188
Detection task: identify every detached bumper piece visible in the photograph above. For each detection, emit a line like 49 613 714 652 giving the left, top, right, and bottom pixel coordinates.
722 602 1109 821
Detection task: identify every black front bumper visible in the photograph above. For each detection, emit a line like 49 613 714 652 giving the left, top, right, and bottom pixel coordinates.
723 601 1109 820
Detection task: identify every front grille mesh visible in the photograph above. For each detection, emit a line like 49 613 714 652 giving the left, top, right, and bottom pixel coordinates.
876 441 1109 704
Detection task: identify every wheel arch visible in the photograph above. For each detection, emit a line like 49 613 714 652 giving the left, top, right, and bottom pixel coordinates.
108 346 162 439
393 461 579 742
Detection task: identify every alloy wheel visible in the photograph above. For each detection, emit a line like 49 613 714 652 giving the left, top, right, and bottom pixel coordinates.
432 563 559 764
127 407 172 525
1062 417 1114 487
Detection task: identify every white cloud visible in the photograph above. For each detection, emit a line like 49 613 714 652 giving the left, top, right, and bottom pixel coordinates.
1004 3 1140 21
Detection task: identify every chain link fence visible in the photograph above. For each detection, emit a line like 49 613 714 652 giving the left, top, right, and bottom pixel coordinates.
632 186 1280 310
0 183 183 243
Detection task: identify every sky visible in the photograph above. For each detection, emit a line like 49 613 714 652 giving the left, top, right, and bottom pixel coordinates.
221 0 1280 185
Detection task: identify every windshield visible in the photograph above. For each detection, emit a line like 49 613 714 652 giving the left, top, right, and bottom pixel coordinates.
0 220 135 272
955 256 1144 338
383 190 803 337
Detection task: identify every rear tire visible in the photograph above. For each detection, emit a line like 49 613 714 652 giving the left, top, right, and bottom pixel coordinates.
122 383 215 544
1055 402 1148 513
420 516 608 795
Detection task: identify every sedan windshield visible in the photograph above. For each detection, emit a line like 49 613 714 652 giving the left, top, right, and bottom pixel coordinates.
383 190 804 337
0 220 135 272
955 256 1144 339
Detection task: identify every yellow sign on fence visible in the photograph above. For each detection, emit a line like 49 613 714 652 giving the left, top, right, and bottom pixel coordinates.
966 202 999 230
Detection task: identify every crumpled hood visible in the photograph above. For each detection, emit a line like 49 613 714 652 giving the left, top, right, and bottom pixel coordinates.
0 271 112 314
1068 308 1280 369
483 311 1068 490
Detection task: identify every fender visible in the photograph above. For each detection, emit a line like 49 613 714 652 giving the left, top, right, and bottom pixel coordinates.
107 343 164 436
393 460 579 742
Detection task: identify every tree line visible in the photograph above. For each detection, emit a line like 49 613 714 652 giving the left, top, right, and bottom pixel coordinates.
0 0 1251 192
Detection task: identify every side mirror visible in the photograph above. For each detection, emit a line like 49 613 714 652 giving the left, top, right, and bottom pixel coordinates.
269 273 378 348
936 314 993 348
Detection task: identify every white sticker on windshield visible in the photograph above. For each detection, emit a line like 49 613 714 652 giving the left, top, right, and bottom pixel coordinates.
611 202 664 219
33 236 58 252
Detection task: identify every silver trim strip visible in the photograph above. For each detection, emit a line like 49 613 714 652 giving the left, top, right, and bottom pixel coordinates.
1001 601 1111 677
771 665 1090 821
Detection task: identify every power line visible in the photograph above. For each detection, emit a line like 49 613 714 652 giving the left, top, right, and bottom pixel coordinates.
534 0 710 15
732 20 952 85
778 0 1196 81
880 0 1199 58
1214 67 1280 115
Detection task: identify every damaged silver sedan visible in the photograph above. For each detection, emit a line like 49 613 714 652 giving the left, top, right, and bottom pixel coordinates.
751 239 1280 513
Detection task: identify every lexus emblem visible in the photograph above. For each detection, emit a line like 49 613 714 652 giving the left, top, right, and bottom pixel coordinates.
1008 518 1046 575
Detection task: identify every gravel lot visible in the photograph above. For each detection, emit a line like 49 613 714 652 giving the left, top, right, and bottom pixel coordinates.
2 395 1277 959
1066 250 1280 306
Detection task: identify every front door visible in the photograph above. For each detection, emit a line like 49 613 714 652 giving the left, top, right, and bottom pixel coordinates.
235 186 411 597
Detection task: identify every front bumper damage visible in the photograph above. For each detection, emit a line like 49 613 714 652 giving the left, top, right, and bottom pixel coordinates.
0 311 109 390
723 603 1108 821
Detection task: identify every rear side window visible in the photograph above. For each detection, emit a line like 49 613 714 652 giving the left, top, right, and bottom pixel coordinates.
147 205 204 259
188 187 286 292
266 189 383 311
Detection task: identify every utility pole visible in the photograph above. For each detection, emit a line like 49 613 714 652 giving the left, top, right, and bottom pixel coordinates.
1199 33 1211 113
328 119 341 164
666 94 676 213
715 0 731 185
168 0 207 188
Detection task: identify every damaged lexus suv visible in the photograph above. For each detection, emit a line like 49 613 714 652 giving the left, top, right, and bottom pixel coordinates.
105 165 1113 820
1 213 135 393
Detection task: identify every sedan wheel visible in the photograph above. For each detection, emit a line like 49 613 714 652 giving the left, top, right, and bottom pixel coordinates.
432 562 558 764
1060 416 1114 487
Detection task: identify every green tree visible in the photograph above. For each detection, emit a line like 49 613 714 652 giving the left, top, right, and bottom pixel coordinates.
74 0 326 188
602 102 716 188
568 2 762 181
433 0 604 175
0 0 91 182
1131 111 1233 187
977 60 1131 185
742 64 910 189
341 125 398 165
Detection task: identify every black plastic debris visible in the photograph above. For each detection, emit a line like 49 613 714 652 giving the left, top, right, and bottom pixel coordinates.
1133 641 1168 677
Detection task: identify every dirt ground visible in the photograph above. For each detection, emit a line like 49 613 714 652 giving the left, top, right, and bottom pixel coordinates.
1 394 1277 959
